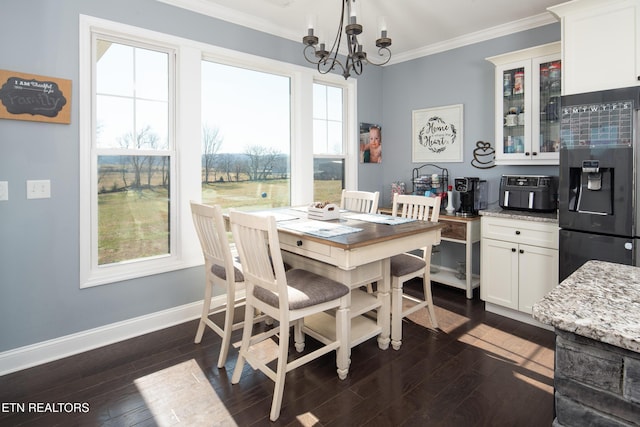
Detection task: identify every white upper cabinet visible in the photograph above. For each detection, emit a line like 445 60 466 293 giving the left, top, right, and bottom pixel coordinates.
549 0 640 94
487 42 561 166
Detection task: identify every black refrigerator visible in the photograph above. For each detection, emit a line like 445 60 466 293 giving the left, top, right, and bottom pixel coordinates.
558 86 640 282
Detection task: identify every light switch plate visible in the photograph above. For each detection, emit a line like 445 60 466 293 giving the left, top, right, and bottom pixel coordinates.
0 181 7 201
26 180 51 199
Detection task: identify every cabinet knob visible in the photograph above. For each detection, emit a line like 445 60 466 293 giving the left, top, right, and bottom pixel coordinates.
525 152 530 156
512 248 516 252
515 230 521 235
532 152 538 156
296 240 303 246
519 249 524 254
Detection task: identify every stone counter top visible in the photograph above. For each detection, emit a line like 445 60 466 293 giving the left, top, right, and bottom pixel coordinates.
479 206 558 223
532 260 640 353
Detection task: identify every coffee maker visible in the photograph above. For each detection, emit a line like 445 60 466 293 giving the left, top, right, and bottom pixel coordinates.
455 177 487 217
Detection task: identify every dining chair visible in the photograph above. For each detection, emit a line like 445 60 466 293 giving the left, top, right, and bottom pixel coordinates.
341 189 380 292
340 189 380 214
390 193 441 350
189 201 267 369
229 210 350 421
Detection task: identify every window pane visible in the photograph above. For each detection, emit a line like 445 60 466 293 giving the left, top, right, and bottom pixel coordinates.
313 83 326 120
326 86 343 121
327 121 343 154
96 41 133 97
201 61 291 210
313 83 344 155
313 158 344 204
136 99 168 150
97 155 170 265
135 48 168 101
313 119 327 153
97 95 134 148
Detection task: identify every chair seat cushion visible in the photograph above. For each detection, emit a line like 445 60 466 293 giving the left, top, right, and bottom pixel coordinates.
254 269 349 310
390 253 426 277
211 264 244 282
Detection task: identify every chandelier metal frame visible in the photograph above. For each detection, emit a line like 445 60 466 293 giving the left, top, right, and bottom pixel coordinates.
302 0 392 79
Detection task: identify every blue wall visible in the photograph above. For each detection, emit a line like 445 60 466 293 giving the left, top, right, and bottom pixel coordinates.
371 25 561 207
0 0 559 355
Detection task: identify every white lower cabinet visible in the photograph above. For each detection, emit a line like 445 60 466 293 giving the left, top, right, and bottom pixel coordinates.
480 216 559 318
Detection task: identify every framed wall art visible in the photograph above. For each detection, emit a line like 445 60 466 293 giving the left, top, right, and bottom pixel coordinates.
0 69 71 124
359 122 382 164
412 104 463 163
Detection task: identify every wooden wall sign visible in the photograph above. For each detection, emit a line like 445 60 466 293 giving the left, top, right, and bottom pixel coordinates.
0 69 71 124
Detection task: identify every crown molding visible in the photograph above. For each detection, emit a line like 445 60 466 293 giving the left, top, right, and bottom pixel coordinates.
389 12 559 65
157 0 302 41
157 1 559 65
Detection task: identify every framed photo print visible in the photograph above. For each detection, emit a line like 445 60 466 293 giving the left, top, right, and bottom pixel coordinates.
359 122 382 164
412 104 463 163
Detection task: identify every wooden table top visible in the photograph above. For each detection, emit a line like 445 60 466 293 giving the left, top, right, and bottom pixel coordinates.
270 208 444 250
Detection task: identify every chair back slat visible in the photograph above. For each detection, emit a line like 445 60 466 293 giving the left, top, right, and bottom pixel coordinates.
190 201 236 280
229 210 287 297
340 190 380 214
392 194 441 223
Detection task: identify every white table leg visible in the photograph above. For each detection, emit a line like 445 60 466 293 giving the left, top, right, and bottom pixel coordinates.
377 258 391 350
391 282 403 350
335 300 350 379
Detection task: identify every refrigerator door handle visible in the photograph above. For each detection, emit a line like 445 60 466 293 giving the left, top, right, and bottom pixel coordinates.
528 191 534 209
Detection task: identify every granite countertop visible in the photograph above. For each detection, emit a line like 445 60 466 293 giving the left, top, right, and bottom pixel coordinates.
532 260 640 353
479 206 558 223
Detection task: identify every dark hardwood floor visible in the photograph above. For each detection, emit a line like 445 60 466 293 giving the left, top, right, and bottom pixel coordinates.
0 282 556 426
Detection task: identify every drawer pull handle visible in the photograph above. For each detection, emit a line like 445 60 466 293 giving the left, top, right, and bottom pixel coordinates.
296 240 303 246
512 248 516 252
515 230 521 235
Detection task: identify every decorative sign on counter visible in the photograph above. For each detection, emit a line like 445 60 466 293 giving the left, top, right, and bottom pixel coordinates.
412 104 463 163
0 69 71 124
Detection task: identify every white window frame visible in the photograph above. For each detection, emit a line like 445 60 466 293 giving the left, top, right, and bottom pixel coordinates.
311 81 352 199
79 15 356 288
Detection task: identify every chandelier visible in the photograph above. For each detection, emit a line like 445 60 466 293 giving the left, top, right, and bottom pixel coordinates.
302 0 392 79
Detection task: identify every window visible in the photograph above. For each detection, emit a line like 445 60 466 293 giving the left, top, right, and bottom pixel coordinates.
80 15 356 287
313 83 347 204
200 61 291 210
95 39 172 266
80 17 186 287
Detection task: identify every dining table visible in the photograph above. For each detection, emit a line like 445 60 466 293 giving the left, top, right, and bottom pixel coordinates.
251 206 444 351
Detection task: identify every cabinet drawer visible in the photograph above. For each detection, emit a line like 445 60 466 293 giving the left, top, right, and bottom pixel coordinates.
441 219 466 240
481 216 558 249
278 232 332 257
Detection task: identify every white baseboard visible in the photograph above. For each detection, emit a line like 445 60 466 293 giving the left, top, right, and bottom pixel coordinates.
0 298 221 376
484 303 553 331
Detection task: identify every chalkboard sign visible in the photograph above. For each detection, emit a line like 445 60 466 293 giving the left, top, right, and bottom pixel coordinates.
0 69 71 124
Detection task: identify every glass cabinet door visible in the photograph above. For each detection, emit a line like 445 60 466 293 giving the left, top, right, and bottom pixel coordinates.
501 65 527 155
488 42 560 165
534 55 561 156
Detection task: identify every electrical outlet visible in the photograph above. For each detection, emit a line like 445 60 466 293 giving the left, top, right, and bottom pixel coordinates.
0 181 7 201
26 180 51 199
